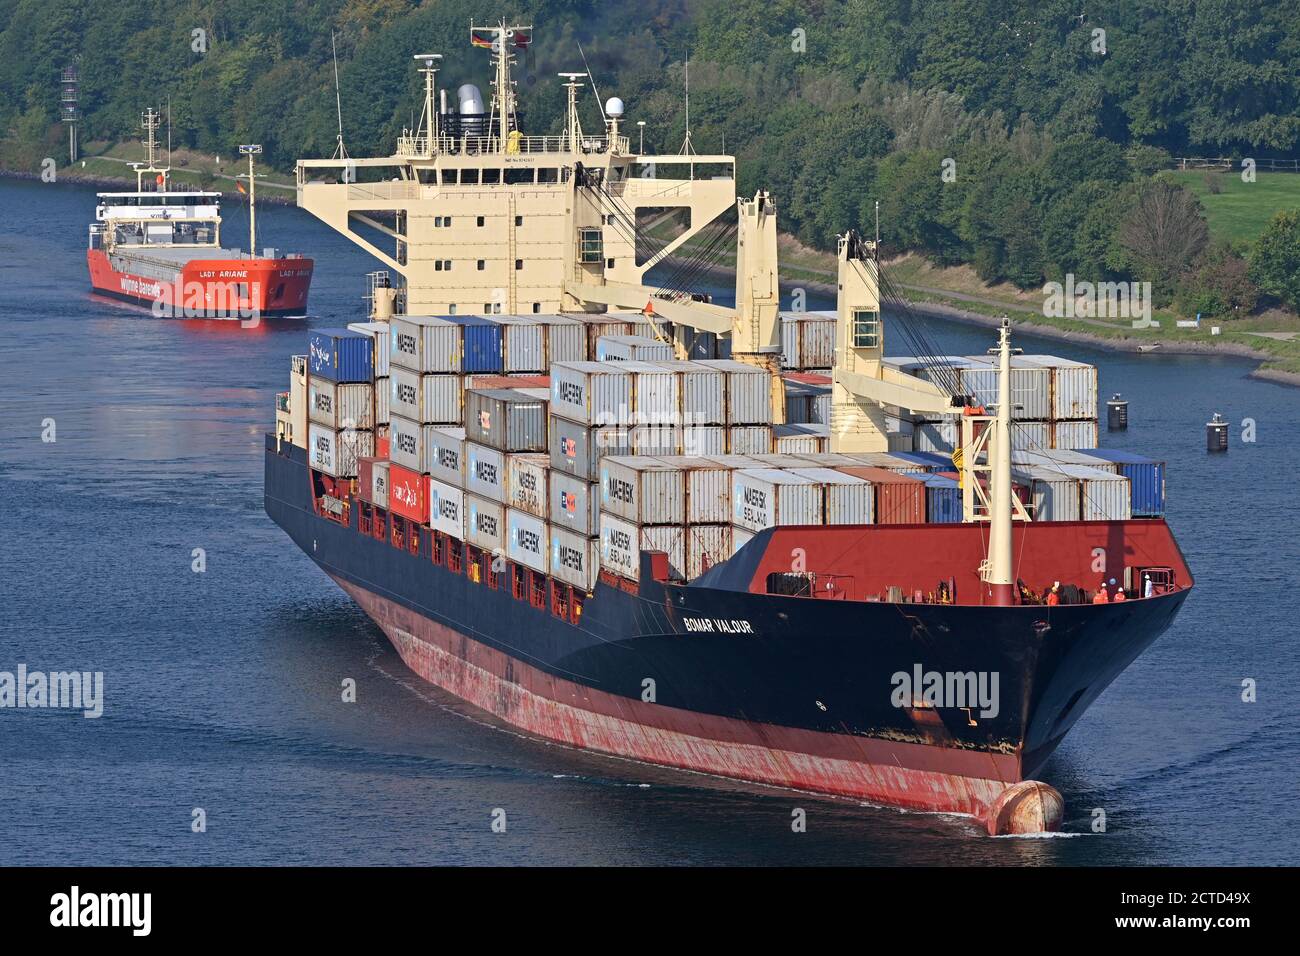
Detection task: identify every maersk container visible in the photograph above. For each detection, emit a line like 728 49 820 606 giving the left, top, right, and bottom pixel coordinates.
1080 449 1165 516
489 316 547 373
425 426 467 487
789 467 873 525
389 315 461 374
507 508 549 573
533 314 587 364
465 387 548 452
389 367 463 425
550 524 600 591
600 512 685 582
728 425 772 454
687 524 732 580
506 453 549 518
731 468 821 532
464 494 505 551
550 471 599 536
1020 355 1098 420
358 457 390 509
731 526 756 556
465 442 507 502
427 477 465 538
309 328 374 384
837 466 925 524
1052 420 1098 449
923 473 961 523
682 425 726 456
308 422 372 478
1015 466 1081 522
374 377 390 425
347 321 391 378
653 456 731 524
308 376 374 430
629 424 681 456
548 414 630 480
576 316 634 357
550 361 632 426
653 361 726 425
600 456 686 526
697 359 772 424
387 414 423 472
596 334 674 363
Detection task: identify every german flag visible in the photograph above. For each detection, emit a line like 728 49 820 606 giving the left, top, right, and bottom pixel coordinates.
470 30 494 49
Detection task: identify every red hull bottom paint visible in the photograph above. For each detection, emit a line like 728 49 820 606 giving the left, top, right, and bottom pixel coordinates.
332 574 1037 828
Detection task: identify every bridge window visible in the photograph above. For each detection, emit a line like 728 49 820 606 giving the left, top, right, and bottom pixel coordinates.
441 169 457 184
538 168 558 184
462 170 479 185
852 309 880 349
482 169 500 185
505 168 533 185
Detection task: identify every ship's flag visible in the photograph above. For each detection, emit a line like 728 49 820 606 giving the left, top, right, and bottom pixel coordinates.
514 31 530 49
156 173 165 187
236 180 247 194
471 31 495 49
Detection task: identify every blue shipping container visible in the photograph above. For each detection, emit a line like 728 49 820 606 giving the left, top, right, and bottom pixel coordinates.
309 328 374 383
922 474 962 523
446 315 503 374
1080 449 1165 516
890 451 952 472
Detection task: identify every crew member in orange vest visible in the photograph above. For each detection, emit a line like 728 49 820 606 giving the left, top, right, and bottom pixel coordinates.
1111 577 1127 602
1046 582 1061 607
1092 581 1110 604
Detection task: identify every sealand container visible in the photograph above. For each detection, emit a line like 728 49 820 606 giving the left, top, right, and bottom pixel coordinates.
427 477 465 538
464 493 505 552
506 453 549 518
835 466 925 524
358 457 390 509
550 471 599 536
389 315 459 374
550 361 632 425
1079 449 1165 516
696 359 772 424
731 468 821 532
309 328 374 383
652 360 726 425
596 334 675 363
488 315 547 373
465 387 548 452
1052 420 1099 449
922 473 961 523
347 321 391 378
389 367 463 424
387 414 423 473
727 424 773 454
599 456 686 525
600 512 685 582
465 442 507 502
686 524 732 580
788 467 873 525
308 376 374 430
506 508 549 573
388 462 428 524
425 426 467 487
682 425 727 456
308 422 373 478
548 414 630 480
550 524 600 590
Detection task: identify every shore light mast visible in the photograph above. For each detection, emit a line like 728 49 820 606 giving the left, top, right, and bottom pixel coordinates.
239 144 263 258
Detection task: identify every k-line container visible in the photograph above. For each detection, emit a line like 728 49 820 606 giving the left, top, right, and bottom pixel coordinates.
728 425 773 454
489 316 547 373
1079 449 1165 516
779 312 836 369
506 453 549 518
548 414 630 480
347 321 391 378
550 471 600 536
465 387 548 452
374 377 390 425
464 494 505 551
389 367 463 425
309 328 374 384
388 462 428 524
1021 355 1099 420
426 427 467 487
923 473 961 523
788 467 874 525
599 456 686 526
682 425 727 456
731 469 822 532
387 415 423 473
308 422 373 478
507 509 549 573
596 335 675 363
651 455 731 524
532 314 587 364
836 466 925 524
427 477 465 538
600 513 685 582
308 376 374 430
357 457 390 509
697 359 772 424
652 361 726 425
1052 420 1098 449
686 525 732 580
465 442 507 502
550 362 633 426
550 524 600 590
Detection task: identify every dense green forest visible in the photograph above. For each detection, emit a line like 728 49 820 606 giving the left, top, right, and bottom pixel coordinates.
4 0 1300 315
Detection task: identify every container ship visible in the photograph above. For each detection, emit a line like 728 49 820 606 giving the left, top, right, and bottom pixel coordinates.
264 22 1192 835
87 109 313 319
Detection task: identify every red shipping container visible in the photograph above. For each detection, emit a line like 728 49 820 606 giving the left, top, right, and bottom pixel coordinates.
376 433 391 459
388 463 428 524
836 466 925 524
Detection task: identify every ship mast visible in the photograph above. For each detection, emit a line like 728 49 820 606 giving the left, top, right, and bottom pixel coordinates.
984 319 1016 605
132 107 169 192
239 144 263 258
472 18 531 150
413 53 442 158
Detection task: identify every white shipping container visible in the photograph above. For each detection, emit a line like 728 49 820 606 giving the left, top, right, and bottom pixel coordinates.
507 509 549 573
1013 449 1118 473
549 524 600 590
550 361 632 425
347 321 391 377
465 442 507 502
308 423 373 478
427 477 465 538
548 414 630 480
698 359 772 424
653 361 726 425
507 453 549 518
369 459 390 509
1053 420 1099 449
789 467 874 525
728 425 772 454
1012 420 1053 452
687 525 731 580
600 456 686 525
596 334 674 362
651 455 731 524
682 425 727 456
731 468 821 532
491 315 547 373
629 424 681 456
464 494 505 552
958 356 1052 421
779 312 836 369
389 315 462 374
914 421 958 454
387 414 422 472
1015 467 1081 522
731 526 756 556
390 367 463 425
1021 355 1098 420
374 376 390 425
308 376 375 430
425 426 467 487
550 471 600 536
533 314 587 364
600 513 685 582
621 360 680 425
576 316 634 357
